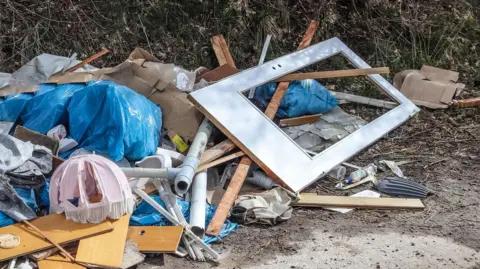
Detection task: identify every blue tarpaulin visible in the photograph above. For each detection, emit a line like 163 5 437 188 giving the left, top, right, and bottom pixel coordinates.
68 81 162 161
130 195 238 243
253 79 338 118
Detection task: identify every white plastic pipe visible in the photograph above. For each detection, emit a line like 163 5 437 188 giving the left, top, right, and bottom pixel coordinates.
190 170 207 237
174 118 213 194
121 167 181 180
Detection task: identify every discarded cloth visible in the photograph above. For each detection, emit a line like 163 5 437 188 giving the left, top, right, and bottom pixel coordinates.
0 93 33 122
21 83 85 134
130 195 237 244
282 106 367 152
0 177 37 222
235 187 294 225
50 155 135 223
253 79 338 118
6 145 52 188
68 80 162 161
0 134 34 173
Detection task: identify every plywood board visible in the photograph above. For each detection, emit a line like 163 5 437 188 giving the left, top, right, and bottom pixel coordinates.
38 254 86 269
293 194 425 209
0 214 113 262
75 215 131 268
127 226 183 253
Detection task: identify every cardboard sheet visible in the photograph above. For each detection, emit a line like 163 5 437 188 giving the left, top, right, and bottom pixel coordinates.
394 65 465 109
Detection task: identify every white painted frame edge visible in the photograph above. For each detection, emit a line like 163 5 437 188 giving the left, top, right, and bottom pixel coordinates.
190 37 420 192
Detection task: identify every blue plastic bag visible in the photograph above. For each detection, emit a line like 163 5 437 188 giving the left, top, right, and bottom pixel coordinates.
130 195 238 243
253 79 338 118
20 83 85 134
68 80 162 161
0 93 33 122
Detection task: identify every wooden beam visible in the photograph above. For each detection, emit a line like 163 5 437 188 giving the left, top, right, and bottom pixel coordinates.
206 20 319 236
279 114 322 127
211 35 236 68
274 67 390 82
199 139 237 165
65 49 109 73
197 151 245 172
293 194 425 209
452 97 480 108
330 91 397 109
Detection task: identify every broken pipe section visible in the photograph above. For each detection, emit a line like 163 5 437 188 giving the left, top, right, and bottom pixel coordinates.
174 118 213 195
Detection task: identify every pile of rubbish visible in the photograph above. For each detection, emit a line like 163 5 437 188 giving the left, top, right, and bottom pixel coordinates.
0 20 473 268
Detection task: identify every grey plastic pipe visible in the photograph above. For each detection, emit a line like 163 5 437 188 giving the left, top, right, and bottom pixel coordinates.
174 118 213 194
121 167 181 181
189 170 207 237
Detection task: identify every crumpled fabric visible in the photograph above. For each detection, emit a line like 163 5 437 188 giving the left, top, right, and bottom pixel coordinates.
130 195 238 244
235 187 294 225
6 145 52 188
0 177 37 222
0 134 34 173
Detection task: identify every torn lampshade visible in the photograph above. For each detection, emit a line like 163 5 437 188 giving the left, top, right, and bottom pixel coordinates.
49 154 135 223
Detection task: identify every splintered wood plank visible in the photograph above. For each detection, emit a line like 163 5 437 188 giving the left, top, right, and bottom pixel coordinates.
199 139 237 165
273 67 390 82
205 20 319 236
38 254 86 269
211 35 236 68
293 194 425 209
279 114 322 127
0 214 113 262
127 226 183 253
197 151 245 172
75 215 131 268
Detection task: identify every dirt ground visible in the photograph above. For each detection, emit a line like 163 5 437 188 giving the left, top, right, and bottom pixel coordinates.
139 106 480 269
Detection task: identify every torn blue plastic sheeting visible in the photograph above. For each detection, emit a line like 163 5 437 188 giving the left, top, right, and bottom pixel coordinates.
68 80 162 161
21 83 86 134
130 195 238 243
0 93 33 122
253 79 338 118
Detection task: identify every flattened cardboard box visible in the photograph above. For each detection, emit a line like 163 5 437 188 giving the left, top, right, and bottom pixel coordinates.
47 48 202 140
394 65 465 109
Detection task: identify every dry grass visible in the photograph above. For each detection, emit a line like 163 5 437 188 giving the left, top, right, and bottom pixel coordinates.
0 0 479 94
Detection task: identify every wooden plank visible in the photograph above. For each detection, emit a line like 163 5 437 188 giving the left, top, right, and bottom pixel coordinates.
453 97 480 108
206 157 252 235
279 114 322 127
211 35 236 68
199 137 237 165
65 48 109 73
126 226 183 253
38 254 86 269
75 215 130 268
0 214 113 262
293 194 425 209
205 20 319 236
274 67 390 82
197 151 245 172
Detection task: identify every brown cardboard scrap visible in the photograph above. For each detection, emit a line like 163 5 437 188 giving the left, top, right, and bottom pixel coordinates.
149 87 204 141
47 48 195 93
394 65 465 109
